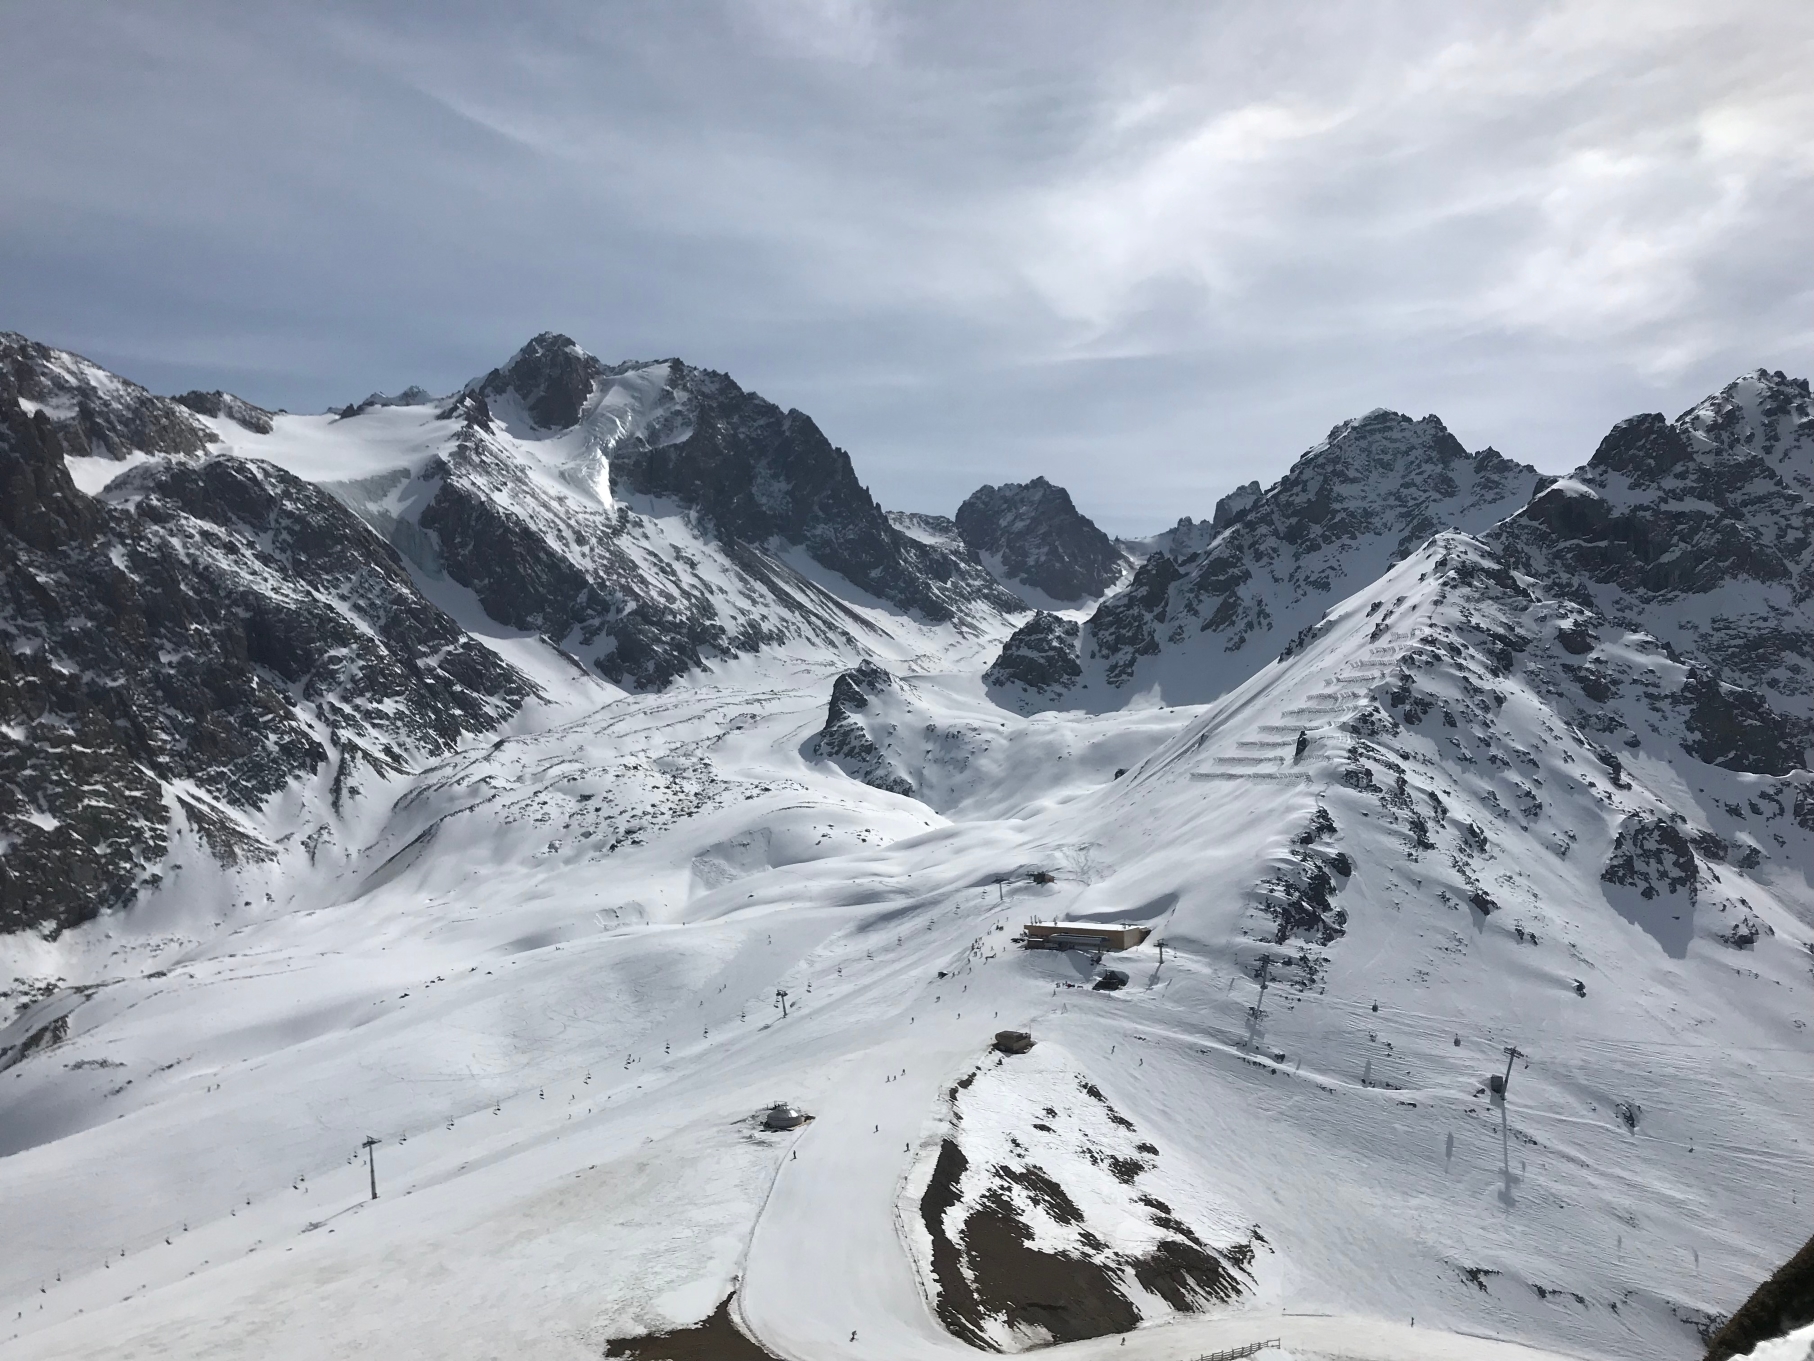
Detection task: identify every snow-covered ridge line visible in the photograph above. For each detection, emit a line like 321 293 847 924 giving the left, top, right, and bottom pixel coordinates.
1 332 1810 1361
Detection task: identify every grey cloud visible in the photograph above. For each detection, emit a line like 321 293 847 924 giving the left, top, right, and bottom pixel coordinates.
2 0 1810 533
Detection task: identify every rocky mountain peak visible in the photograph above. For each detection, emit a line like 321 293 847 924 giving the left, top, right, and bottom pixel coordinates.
953 475 1124 604
1584 369 1813 490
0 331 215 462
174 389 276 434
335 386 439 419
991 407 1543 706
1211 480 1263 529
1492 367 1814 752
318 333 1026 690
472 331 610 430
1686 366 1813 448
1271 410 1498 526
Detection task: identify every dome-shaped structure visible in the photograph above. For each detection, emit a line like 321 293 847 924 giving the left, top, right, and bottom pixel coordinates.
764 1102 809 1130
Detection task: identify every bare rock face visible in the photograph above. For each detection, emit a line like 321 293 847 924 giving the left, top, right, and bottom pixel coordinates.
1704 1232 1814 1361
954 476 1125 603
0 332 215 463
1212 480 1264 530
1602 815 1700 902
352 335 1026 692
1087 552 1188 688
917 1065 1259 1350
811 662 915 797
173 389 276 434
984 611 1082 699
0 363 532 936
1491 369 1814 774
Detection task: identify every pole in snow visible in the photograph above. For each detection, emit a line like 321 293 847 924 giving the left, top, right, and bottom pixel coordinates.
776 988 789 1018
362 1136 380 1200
1501 1045 1522 1095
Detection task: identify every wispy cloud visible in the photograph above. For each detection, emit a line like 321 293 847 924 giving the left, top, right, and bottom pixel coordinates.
1 1 1809 531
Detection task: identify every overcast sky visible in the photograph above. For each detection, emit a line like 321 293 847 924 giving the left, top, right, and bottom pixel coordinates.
4 1 1811 532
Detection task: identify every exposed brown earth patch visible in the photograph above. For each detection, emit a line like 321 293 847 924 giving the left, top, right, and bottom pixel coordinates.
605 1295 775 1361
918 1073 1260 1349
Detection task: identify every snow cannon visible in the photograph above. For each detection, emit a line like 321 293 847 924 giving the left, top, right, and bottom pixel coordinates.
763 1103 811 1130
993 1030 1035 1055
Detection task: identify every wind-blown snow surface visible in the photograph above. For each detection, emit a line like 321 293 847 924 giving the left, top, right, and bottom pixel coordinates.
3 528 1809 1361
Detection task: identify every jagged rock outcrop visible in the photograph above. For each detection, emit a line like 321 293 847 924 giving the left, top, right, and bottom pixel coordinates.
1095 413 1539 691
954 476 1125 603
337 385 437 418
1602 815 1699 902
1086 553 1188 687
1122 481 1264 563
1491 369 1814 772
0 362 532 936
984 611 1082 699
1705 1232 1814 1361
811 662 915 796
173 390 276 434
1 332 215 463
1212 480 1264 530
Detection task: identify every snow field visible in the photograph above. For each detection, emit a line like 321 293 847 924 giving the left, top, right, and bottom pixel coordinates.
2 536 1809 1361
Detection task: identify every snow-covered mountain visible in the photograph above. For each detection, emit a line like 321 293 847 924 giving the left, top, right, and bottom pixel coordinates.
0 359 532 938
0 331 217 480
954 476 1128 606
321 333 1024 689
1117 479 1262 561
1490 369 1814 772
0 331 1028 936
1 336 1809 1361
989 412 1543 710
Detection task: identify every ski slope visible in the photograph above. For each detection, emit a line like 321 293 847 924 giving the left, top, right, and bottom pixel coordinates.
4 528 1808 1361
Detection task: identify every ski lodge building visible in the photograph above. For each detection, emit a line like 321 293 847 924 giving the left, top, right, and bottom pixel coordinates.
1019 921 1150 952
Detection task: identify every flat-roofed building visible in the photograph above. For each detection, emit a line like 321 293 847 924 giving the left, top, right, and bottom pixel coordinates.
1020 922 1150 952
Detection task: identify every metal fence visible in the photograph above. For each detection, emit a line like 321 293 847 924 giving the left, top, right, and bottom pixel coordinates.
1192 1340 1280 1361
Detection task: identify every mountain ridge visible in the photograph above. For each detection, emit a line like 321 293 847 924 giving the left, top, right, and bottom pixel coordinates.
987 409 1544 709
0 330 1808 1361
